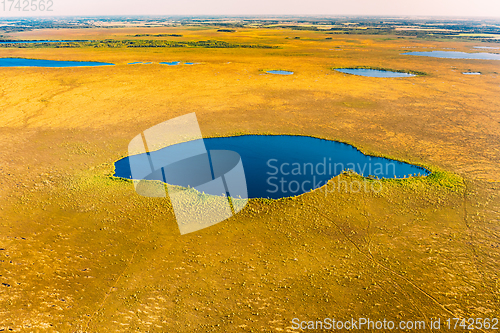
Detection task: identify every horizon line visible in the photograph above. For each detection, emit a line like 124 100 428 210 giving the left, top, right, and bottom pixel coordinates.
1 14 500 20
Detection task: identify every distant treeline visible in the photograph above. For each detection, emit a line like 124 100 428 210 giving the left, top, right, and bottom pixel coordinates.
0 39 88 43
130 34 183 37
272 24 500 41
0 39 278 49
0 20 93 33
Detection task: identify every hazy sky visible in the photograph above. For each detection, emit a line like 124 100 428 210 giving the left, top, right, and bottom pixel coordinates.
1 0 499 18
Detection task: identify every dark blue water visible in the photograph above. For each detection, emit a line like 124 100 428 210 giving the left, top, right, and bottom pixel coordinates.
403 51 500 60
335 68 416 78
128 62 143 64
0 40 71 44
114 135 430 199
0 58 114 67
160 61 180 66
266 70 293 75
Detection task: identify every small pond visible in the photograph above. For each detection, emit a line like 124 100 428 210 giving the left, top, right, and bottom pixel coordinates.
402 51 500 60
266 70 293 75
0 40 73 44
473 46 499 50
335 68 416 78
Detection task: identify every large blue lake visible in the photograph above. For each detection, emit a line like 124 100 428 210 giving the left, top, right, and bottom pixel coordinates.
335 68 416 78
0 58 114 67
114 135 430 199
403 51 500 60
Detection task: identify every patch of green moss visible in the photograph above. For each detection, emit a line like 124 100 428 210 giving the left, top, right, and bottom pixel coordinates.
425 170 464 192
0 39 279 49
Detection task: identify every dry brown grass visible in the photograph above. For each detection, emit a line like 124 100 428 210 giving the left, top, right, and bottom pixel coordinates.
0 26 499 332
